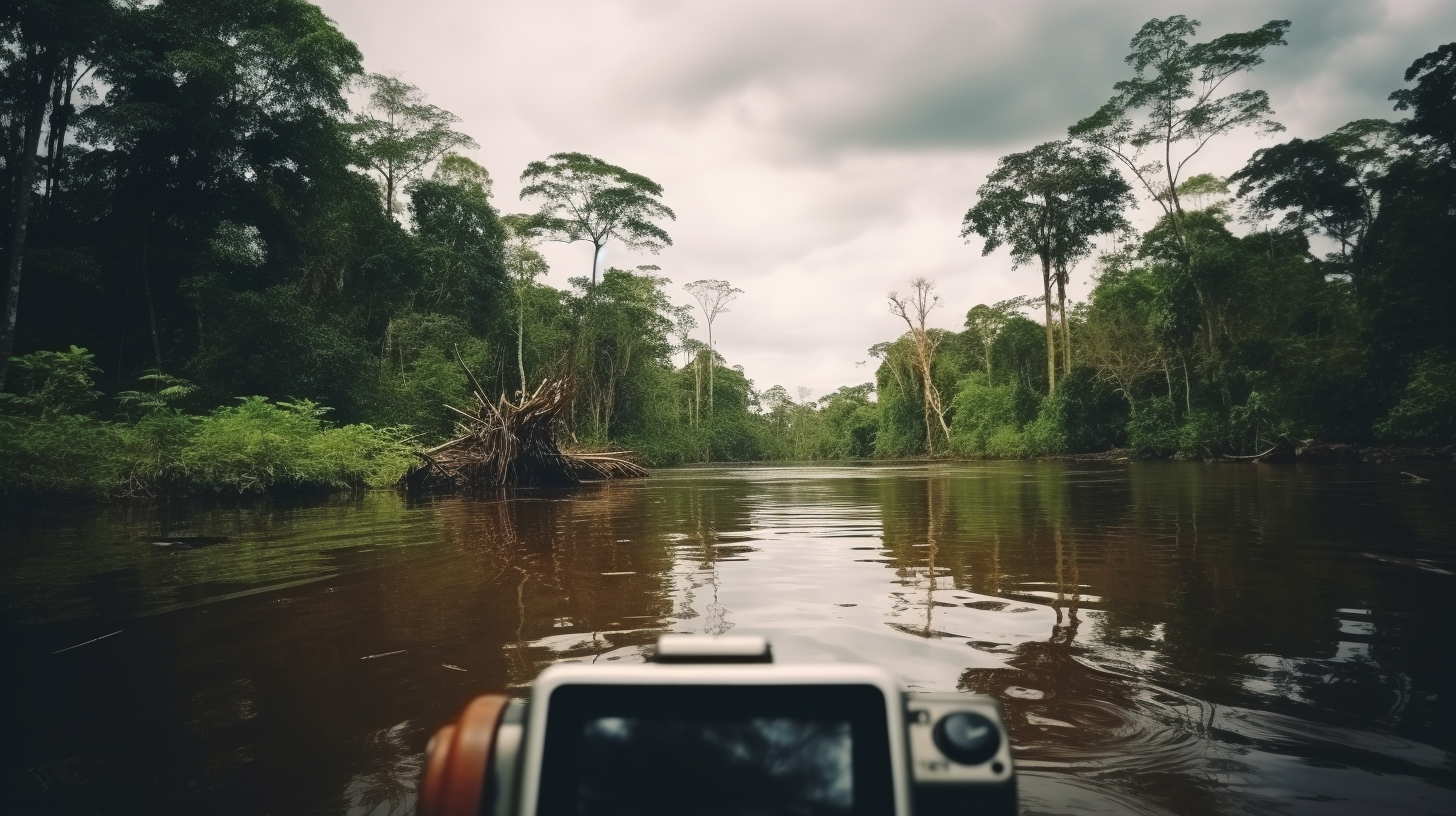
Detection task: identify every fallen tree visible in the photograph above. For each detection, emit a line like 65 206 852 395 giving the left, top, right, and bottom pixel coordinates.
404 376 648 492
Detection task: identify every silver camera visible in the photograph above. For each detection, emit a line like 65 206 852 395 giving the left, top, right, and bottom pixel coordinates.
420 635 1016 816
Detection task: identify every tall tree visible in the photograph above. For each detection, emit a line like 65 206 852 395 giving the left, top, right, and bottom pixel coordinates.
518 152 674 287
887 277 951 453
353 73 476 219
1069 14 1290 342
0 0 113 390
8 0 366 395
684 278 740 415
962 141 1131 393
501 213 549 395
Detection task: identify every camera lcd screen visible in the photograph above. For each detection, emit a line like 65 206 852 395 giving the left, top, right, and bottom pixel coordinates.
537 684 895 816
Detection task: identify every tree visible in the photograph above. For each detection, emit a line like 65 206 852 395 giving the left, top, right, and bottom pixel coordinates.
353 73 476 219
1229 119 1400 268
684 279 741 416
1080 263 1166 411
1360 42 1456 398
501 213 549 395
1388 42 1456 159
1069 15 1290 342
668 303 698 367
12 0 370 403
962 141 1132 393
406 154 504 324
0 0 114 391
576 266 672 440
519 152 674 287
964 297 1033 376
887 278 951 453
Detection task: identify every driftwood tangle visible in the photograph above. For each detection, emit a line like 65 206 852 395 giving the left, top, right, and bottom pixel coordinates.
406 377 648 491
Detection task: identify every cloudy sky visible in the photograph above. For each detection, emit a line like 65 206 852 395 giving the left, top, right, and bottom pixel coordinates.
314 0 1454 400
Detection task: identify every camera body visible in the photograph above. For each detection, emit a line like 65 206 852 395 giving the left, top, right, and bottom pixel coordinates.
421 636 1016 816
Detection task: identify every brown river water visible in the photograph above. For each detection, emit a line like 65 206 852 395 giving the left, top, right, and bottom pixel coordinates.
2 461 1454 815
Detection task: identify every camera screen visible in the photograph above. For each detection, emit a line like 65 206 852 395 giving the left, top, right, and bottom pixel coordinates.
538 684 894 816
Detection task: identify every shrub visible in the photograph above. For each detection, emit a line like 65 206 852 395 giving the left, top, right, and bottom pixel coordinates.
948 373 1021 456
174 397 413 492
1376 350 1456 444
0 413 129 498
1127 396 1180 458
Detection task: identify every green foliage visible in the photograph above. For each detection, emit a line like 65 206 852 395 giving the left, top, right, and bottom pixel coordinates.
116 370 197 416
0 346 101 416
378 312 487 441
407 155 506 325
873 339 927 457
518 152 675 283
175 398 412 492
948 373 1067 459
0 348 412 501
1048 367 1128 453
1375 351 1456 444
4 7 1453 498
0 413 130 498
948 373 1020 456
1127 396 1181 458
354 75 479 217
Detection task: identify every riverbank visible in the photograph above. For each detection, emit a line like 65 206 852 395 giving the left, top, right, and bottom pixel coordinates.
5 413 1450 508
1051 443 1453 465
0 398 414 504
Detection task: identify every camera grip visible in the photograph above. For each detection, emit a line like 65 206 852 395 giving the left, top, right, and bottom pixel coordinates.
420 694 509 816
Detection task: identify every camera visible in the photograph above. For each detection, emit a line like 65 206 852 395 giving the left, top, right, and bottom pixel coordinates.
420 635 1016 816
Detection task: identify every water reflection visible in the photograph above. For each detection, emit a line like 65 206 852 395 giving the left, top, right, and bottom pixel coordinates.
2 462 1454 814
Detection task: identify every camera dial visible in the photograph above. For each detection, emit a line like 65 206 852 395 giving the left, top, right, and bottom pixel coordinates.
932 711 1001 765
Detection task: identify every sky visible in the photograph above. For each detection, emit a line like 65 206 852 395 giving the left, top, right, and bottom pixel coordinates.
313 0 1455 401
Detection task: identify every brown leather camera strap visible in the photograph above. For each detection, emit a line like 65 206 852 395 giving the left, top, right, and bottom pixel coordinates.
420 694 509 816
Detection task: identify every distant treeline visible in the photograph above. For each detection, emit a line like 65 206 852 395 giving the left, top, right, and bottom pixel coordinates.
838 21 1454 460
0 6 1452 501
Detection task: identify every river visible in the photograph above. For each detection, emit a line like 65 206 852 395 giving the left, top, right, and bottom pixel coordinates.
2 461 1453 815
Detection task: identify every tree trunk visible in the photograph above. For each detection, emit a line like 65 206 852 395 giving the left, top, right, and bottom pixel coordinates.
516 292 527 395
1041 254 1056 395
1056 261 1071 378
693 350 702 426
0 46 60 392
706 324 715 415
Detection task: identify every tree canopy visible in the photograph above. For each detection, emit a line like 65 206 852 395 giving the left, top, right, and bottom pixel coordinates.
519 152 675 285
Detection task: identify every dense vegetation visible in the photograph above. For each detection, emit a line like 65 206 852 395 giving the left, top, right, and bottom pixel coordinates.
861 20 1456 461
1 5 1451 500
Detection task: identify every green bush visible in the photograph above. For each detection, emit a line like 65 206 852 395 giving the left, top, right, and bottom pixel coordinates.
1022 396 1069 457
1127 397 1180 458
1175 407 1224 458
948 373 1020 456
0 413 130 498
174 397 413 492
1376 350 1456 444
0 346 101 417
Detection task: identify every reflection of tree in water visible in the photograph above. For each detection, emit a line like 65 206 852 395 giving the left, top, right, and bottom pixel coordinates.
673 484 734 635
957 527 1246 814
432 485 677 683
339 720 423 816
